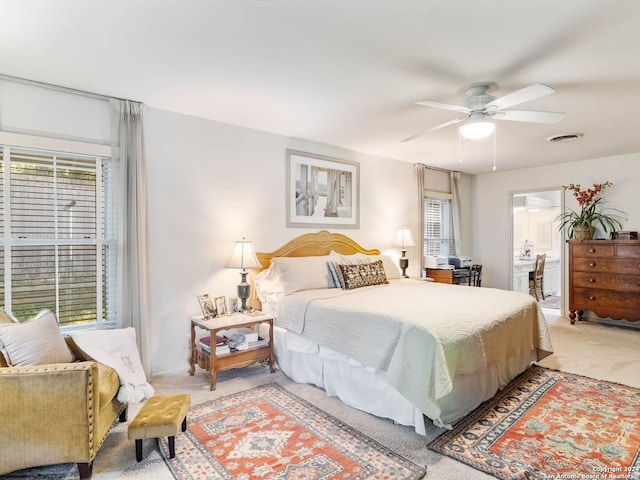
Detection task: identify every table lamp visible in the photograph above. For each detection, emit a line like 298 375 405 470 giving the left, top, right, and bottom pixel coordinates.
395 227 415 278
225 237 261 312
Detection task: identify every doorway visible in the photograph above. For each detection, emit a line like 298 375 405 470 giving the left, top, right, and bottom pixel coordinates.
510 189 562 312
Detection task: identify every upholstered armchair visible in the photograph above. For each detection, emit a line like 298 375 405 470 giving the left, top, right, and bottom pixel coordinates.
0 314 127 479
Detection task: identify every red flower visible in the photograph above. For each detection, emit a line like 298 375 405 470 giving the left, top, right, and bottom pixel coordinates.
564 181 612 207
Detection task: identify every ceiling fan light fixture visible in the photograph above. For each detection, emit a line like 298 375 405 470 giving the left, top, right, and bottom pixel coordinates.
459 119 495 140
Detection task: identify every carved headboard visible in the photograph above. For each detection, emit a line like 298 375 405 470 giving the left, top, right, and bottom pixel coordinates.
248 230 380 310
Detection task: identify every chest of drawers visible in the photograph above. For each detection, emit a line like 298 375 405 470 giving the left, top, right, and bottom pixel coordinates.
568 239 640 324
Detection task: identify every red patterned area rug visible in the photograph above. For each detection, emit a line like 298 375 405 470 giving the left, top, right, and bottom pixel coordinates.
160 383 426 479
428 365 640 480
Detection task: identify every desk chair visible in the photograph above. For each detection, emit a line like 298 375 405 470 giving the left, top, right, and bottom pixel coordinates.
468 264 482 287
529 254 546 301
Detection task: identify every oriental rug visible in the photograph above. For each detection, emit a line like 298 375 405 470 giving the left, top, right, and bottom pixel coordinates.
428 365 640 480
159 382 426 479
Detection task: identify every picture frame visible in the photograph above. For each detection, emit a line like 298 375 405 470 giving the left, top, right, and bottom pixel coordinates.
286 149 359 228
229 297 239 314
197 294 216 319
214 296 228 316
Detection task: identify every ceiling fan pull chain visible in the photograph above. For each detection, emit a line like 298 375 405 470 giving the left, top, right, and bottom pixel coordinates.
493 128 497 172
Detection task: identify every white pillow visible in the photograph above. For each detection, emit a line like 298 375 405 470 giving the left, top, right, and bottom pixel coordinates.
270 255 335 294
0 310 74 366
254 265 284 302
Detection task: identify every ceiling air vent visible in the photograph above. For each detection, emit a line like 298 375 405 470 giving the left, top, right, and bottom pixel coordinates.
547 133 583 143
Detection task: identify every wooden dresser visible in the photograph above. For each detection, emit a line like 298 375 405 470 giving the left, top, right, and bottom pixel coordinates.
568 239 640 324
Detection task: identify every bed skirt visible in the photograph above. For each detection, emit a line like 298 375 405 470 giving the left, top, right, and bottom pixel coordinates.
273 326 536 433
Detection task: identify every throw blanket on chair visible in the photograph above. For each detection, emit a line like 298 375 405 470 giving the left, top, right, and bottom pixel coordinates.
70 327 154 403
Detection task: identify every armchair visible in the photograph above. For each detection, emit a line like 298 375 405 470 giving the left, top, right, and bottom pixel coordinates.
0 336 127 479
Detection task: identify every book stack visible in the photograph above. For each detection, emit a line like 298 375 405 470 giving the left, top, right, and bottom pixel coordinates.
200 335 230 356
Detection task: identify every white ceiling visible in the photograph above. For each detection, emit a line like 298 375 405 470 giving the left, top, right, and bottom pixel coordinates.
1 0 639 174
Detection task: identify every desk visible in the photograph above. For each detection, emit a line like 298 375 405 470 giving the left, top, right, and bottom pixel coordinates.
425 268 470 285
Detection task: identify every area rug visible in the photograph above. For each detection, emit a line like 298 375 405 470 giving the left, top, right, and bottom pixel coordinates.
159 382 426 479
428 365 640 480
538 295 560 309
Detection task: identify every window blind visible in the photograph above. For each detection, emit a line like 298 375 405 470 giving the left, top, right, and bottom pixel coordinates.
423 196 453 256
1 144 114 327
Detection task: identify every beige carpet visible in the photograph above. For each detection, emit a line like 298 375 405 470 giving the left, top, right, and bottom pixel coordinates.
3 310 639 480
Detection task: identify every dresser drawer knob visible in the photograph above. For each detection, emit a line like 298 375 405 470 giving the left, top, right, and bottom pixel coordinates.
589 262 596 267
589 295 596 301
588 278 595 283
589 248 595 253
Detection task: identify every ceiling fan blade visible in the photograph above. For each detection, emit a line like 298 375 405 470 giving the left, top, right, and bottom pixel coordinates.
415 100 470 114
401 118 465 142
494 110 566 124
485 84 556 110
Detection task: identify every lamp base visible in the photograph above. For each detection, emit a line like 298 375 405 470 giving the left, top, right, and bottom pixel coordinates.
399 250 409 278
237 270 251 312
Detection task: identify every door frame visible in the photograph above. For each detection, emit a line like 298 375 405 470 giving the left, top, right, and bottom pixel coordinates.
508 187 566 317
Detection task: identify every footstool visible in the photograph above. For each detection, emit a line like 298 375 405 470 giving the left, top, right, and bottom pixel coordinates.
127 394 191 461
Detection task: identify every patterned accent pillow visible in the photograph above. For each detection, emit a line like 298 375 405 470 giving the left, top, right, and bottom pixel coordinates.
337 260 389 290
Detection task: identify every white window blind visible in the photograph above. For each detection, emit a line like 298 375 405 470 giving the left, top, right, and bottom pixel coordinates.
0 142 115 327
423 196 453 256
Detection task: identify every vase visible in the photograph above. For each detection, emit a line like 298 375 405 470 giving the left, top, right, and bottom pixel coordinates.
575 225 592 241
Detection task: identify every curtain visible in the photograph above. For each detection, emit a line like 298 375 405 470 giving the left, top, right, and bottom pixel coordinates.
415 163 426 273
450 171 462 255
110 99 151 377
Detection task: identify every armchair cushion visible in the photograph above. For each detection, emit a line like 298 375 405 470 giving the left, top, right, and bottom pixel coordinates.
0 310 74 366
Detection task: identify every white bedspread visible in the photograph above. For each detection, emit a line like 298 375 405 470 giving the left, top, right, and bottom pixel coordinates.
276 279 553 417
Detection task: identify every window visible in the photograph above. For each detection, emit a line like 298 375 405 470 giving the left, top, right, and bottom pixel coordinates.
1 135 115 328
423 194 453 257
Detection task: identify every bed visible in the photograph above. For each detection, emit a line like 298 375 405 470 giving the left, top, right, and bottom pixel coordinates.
249 230 553 433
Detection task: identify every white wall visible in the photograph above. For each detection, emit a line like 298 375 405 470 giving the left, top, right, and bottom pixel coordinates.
0 77 473 377
144 107 436 375
473 153 640 291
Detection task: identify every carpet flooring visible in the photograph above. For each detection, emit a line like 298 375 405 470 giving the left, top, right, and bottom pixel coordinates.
428 365 640 479
1 312 639 480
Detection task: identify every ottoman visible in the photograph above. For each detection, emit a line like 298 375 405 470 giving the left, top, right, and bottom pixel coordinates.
127 394 191 461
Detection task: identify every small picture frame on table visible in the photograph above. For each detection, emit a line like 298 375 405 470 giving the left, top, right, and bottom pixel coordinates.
229 297 239 314
197 294 216 319
215 296 228 316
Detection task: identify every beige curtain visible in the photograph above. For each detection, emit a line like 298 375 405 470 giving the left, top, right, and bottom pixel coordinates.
415 163 426 274
110 99 151 377
450 171 462 255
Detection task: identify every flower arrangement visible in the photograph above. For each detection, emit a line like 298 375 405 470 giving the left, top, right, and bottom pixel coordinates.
555 181 626 241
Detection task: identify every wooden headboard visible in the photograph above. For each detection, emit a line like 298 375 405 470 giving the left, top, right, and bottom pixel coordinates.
248 230 380 310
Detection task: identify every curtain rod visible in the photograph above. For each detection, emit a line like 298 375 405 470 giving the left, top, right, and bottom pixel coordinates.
420 163 457 174
0 73 138 103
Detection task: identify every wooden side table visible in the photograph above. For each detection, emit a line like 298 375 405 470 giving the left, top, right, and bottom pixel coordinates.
189 312 276 390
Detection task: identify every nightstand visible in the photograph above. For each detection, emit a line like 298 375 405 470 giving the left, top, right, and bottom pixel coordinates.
188 311 275 390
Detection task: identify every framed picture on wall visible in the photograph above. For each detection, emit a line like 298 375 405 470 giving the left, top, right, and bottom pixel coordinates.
197 294 216 319
286 149 359 228
214 296 228 316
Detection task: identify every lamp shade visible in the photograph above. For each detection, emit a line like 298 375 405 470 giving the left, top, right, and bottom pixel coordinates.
459 119 495 140
225 238 261 270
395 227 416 249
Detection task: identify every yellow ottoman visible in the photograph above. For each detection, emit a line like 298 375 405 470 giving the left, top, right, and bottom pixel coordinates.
128 394 191 461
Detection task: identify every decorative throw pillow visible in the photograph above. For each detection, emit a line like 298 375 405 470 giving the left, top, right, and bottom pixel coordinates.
328 251 401 285
337 260 389 290
0 310 74 366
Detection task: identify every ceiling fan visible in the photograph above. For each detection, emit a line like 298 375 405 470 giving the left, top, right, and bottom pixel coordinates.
402 83 565 142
